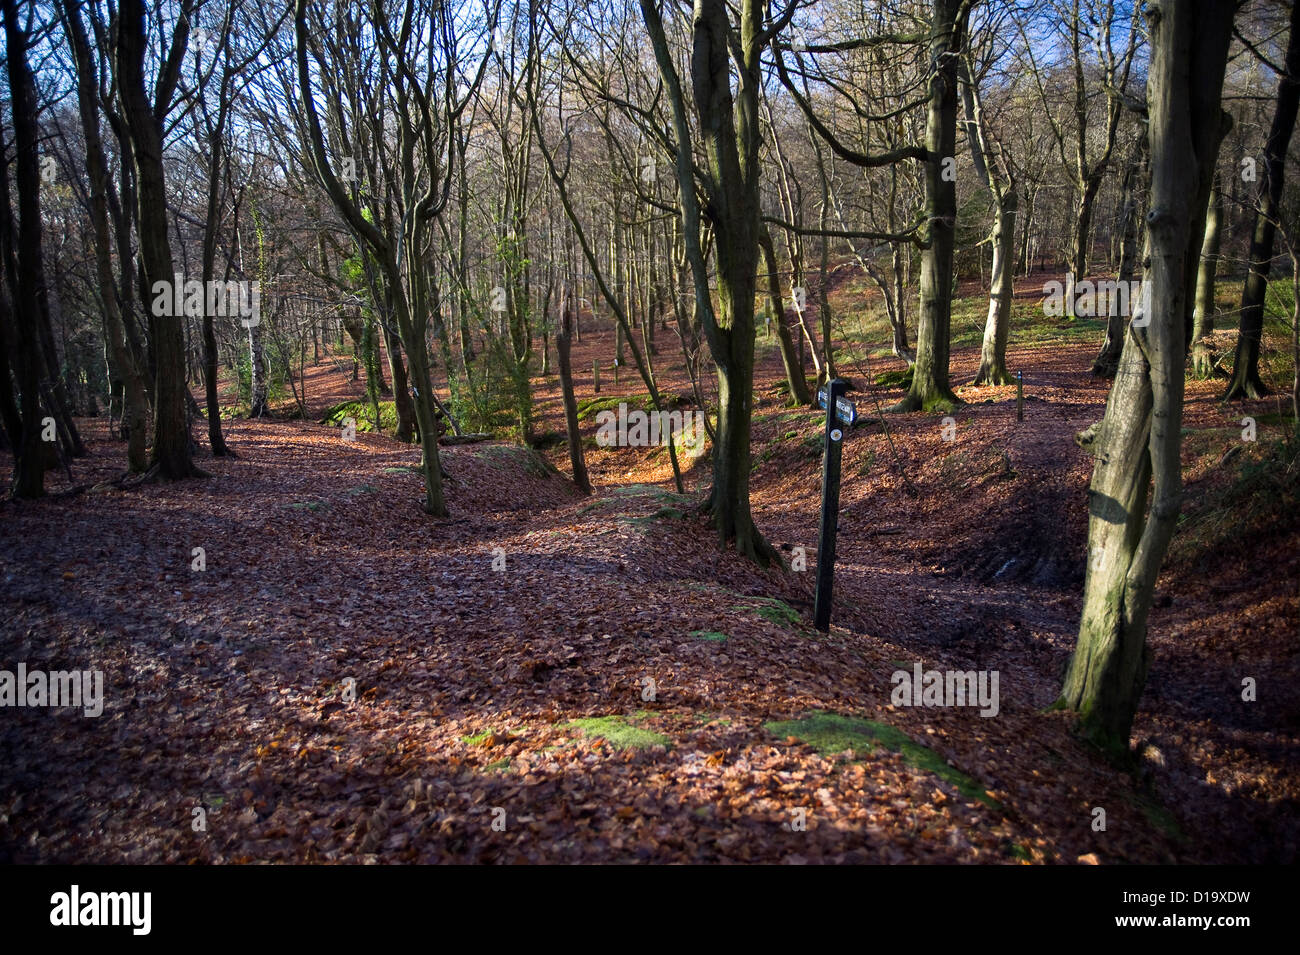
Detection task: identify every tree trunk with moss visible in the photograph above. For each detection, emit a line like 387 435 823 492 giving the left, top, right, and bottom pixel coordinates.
638 0 779 563
1059 0 1234 757
894 0 966 412
1191 175 1224 378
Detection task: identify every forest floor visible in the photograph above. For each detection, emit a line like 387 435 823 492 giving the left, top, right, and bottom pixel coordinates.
2 273 1297 863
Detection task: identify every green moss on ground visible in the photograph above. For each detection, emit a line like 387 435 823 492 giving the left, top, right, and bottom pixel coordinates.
764 711 1000 809
576 392 685 422
749 597 802 629
690 630 729 643
569 715 670 750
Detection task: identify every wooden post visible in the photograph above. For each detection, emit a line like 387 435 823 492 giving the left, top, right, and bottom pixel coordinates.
1016 371 1024 421
814 378 848 633
593 359 600 394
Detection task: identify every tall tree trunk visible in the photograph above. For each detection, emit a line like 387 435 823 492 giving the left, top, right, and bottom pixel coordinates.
961 57 1017 387
117 0 202 478
1016 186 1035 277
891 245 913 364
1093 139 1147 377
759 228 810 404
1065 175 1102 317
1225 0 1300 401
3 0 53 496
893 0 966 413
973 197 1017 384
247 319 269 418
1191 175 1224 378
1060 0 1234 757
61 0 149 470
638 0 777 563
384 327 415 442
556 289 591 494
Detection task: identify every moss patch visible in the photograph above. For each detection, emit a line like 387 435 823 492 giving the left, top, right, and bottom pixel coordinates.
576 392 686 422
750 597 802 629
875 367 914 389
569 715 670 750
690 630 729 643
765 711 1000 809
321 399 398 434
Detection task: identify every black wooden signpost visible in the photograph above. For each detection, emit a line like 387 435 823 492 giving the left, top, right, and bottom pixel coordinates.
814 379 855 632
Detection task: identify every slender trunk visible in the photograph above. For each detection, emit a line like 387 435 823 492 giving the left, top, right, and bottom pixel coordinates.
556 289 591 494
760 227 810 404
3 0 52 495
61 0 148 469
1093 140 1147 377
1226 0 1300 401
1191 175 1224 378
891 245 913 364
247 319 269 417
1017 187 1034 277
974 196 1017 384
1066 175 1103 318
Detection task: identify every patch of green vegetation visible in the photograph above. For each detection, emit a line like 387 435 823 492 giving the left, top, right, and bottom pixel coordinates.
764 711 1000 809
382 466 420 475
321 399 399 435
462 729 495 745
690 630 729 643
482 758 512 774
288 500 329 512
875 367 914 389
576 392 685 422
782 429 800 440
801 431 824 457
750 597 802 629
569 715 670 750
344 484 378 496
1009 842 1033 862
